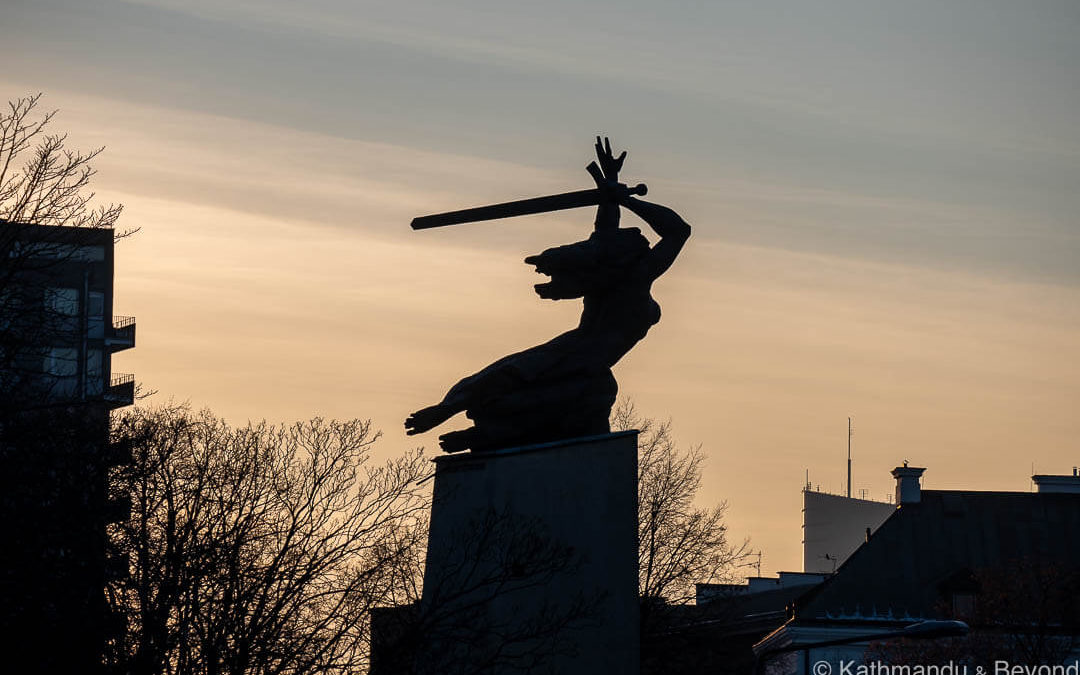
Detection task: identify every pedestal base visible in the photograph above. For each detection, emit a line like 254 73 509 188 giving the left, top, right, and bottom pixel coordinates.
419 431 639 674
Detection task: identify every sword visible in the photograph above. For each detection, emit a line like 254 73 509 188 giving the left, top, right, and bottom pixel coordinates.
411 175 647 230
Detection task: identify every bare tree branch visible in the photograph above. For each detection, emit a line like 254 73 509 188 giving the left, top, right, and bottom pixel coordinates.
612 398 753 673
0 93 127 235
106 405 430 675
612 398 752 606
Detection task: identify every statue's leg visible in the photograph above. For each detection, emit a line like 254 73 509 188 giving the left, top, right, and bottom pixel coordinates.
437 428 478 453
404 360 521 435
406 331 580 436
457 368 617 452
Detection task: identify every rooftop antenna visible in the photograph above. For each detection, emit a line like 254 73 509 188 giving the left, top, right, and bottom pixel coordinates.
755 551 763 577
847 416 853 498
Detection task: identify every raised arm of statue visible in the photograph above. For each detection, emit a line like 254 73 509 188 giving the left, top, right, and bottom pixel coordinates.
590 136 625 232
621 195 691 281
589 137 691 279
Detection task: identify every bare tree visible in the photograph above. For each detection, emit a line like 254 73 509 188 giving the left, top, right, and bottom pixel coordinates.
0 92 124 232
611 399 752 672
106 405 430 675
611 399 751 605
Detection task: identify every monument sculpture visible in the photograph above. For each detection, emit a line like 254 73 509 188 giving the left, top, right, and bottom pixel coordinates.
405 138 691 453
406 138 676 674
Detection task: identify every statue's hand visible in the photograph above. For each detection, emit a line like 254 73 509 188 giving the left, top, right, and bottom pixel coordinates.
590 136 633 231
595 136 626 181
585 163 638 206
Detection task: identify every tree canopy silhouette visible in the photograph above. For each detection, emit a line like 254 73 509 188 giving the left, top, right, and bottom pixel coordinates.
0 93 124 231
612 399 752 673
611 399 750 606
106 405 429 675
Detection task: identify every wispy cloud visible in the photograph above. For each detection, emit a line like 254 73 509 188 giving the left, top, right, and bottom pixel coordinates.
4 0 1079 573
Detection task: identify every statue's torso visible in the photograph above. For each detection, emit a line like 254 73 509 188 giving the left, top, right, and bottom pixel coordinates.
578 280 661 366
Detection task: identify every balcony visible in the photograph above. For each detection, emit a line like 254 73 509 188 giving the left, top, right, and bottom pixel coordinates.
107 315 136 352
105 372 135 409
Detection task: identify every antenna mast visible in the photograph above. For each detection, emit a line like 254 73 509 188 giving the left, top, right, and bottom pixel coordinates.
847 417 853 498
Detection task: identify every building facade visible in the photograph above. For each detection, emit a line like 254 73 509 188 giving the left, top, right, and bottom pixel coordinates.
802 488 895 574
1 221 136 673
1 222 135 408
757 467 1080 673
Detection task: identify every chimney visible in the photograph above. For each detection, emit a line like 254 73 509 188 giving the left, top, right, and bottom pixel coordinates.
891 462 926 504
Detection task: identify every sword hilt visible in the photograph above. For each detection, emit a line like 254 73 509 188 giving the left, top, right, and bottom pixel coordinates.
585 161 648 200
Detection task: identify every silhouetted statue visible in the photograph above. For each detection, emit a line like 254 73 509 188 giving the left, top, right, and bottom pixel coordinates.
406 138 690 452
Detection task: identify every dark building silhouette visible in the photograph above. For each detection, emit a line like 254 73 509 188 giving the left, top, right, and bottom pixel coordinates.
756 467 1080 671
657 466 1080 672
1 221 135 673
643 576 827 675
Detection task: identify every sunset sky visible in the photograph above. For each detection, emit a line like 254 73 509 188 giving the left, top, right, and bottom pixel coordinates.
4 0 1078 574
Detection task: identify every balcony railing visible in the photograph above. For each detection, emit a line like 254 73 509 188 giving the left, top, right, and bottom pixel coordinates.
106 373 136 409
110 373 135 387
108 315 136 352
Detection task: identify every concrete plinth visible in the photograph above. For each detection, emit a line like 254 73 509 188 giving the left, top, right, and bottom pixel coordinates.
418 431 639 675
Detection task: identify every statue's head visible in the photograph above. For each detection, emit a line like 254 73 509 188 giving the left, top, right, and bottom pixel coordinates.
526 228 650 300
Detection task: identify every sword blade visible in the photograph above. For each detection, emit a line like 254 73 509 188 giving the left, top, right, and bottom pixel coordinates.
411 188 603 230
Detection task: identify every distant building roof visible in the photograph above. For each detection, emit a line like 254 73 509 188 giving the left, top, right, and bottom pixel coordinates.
2 219 114 244
792 490 1080 621
1034 471 1080 494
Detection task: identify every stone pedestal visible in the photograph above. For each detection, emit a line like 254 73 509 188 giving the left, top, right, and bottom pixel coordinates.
418 431 639 675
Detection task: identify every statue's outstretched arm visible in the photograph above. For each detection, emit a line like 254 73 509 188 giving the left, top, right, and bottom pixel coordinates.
621 196 691 280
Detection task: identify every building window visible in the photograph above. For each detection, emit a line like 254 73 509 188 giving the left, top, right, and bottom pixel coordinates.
44 287 80 335
86 349 103 395
44 347 79 397
88 292 105 338
46 287 80 316
45 347 78 376
88 292 104 317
